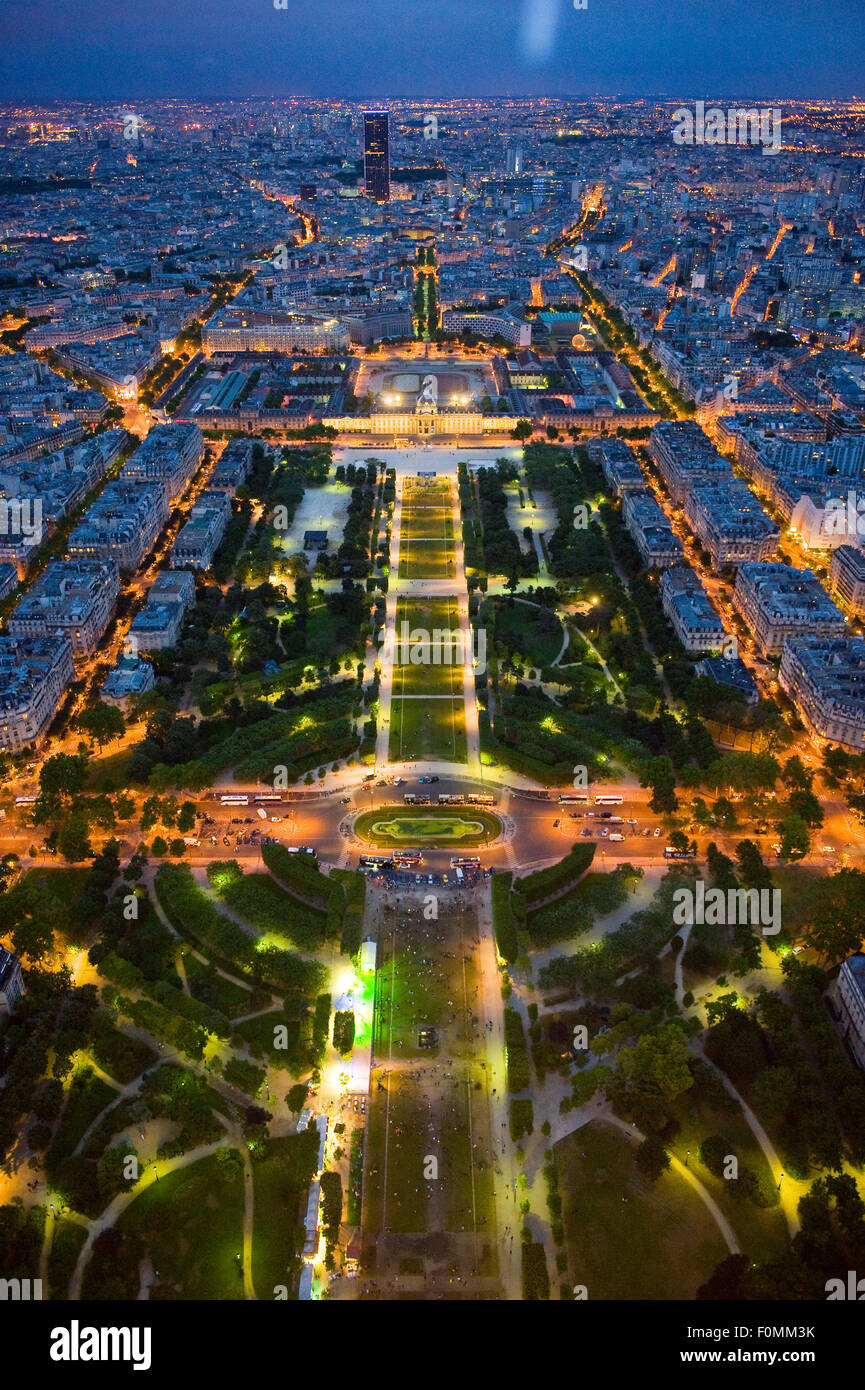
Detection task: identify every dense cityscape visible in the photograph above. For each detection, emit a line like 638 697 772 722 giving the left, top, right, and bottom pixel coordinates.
1 3 865 1343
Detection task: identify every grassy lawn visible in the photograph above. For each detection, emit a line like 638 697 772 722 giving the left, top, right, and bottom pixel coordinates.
116 1151 245 1300
389 691 466 761
354 805 500 846
251 1131 319 1298
555 1121 728 1299
666 1094 789 1264
374 931 450 1058
399 542 456 581
401 505 454 540
364 1082 429 1234
483 595 564 668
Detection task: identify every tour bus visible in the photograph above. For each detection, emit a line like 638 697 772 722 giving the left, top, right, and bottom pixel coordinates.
437 794 465 805
14 795 36 806
450 855 481 869
256 807 268 820
664 845 696 860
594 794 624 806
466 794 496 806
254 793 283 803
220 793 249 805
404 794 430 805
360 853 392 870
558 792 590 804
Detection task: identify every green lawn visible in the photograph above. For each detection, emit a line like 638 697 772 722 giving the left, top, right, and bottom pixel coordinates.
388 691 466 761
252 1131 319 1298
484 596 564 668
400 505 453 540
555 1121 729 1300
399 541 456 581
115 1151 245 1300
354 805 501 846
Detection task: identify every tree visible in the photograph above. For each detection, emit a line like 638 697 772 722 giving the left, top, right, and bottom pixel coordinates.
40 753 88 799
151 835 168 857
57 815 93 864
635 1132 671 1183
177 802 196 834
511 419 533 442
803 869 865 963
778 813 810 862
78 702 125 750
140 796 161 832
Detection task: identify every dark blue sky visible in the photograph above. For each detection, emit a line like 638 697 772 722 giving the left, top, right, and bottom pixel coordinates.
1 0 862 101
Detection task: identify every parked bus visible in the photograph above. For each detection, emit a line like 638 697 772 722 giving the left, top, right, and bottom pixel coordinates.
254 793 283 803
220 794 249 805
360 854 392 869
450 855 481 869
594 794 624 805
466 794 496 806
14 796 36 806
404 795 430 805
664 845 696 860
437 794 465 805
558 793 590 804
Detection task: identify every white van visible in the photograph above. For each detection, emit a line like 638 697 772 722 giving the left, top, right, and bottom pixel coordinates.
608 833 624 842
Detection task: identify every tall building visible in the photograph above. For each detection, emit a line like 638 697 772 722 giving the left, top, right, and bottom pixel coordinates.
363 110 390 203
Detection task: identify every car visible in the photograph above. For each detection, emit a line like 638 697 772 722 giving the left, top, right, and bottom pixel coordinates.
643 827 651 836
419 776 431 783
223 836 230 845
393 777 405 786
653 827 662 838
553 819 560 828
581 827 593 837
429 776 439 783
600 827 608 837
271 816 282 823
210 835 218 845
340 797 351 805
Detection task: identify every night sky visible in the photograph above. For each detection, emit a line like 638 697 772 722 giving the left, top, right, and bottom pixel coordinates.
0 0 862 101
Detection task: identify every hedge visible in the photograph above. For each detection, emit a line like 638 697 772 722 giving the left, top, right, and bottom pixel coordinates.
513 842 596 909
154 864 327 996
504 1007 531 1092
491 872 519 964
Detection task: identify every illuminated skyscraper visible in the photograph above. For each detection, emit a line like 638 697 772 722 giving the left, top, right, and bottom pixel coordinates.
364 109 390 203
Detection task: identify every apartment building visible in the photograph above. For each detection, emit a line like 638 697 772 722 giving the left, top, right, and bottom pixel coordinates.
67 479 169 572
122 422 205 505
622 488 685 568
830 544 865 618
648 420 733 503
659 565 727 653
779 635 865 750
171 491 231 570
8 559 119 658
587 437 646 498
0 634 75 751
208 439 255 493
0 946 24 1014
733 562 846 656
128 569 196 653
834 953 865 1071
683 480 779 568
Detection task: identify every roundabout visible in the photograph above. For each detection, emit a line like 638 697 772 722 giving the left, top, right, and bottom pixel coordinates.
352 805 503 847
